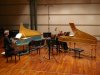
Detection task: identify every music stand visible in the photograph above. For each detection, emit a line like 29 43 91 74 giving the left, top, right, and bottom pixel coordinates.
42 32 58 62
43 32 51 38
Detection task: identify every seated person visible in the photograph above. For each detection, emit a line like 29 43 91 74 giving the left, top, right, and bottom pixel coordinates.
3 30 18 56
57 31 68 51
63 32 70 36
57 31 63 37
61 41 68 51
51 34 56 40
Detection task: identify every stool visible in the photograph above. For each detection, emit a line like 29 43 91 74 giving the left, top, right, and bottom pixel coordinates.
73 48 84 58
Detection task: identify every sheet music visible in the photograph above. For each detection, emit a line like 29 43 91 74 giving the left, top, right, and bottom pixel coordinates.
15 33 22 39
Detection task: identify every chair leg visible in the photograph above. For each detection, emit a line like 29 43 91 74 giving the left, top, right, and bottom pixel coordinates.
29 47 31 54
19 55 20 60
39 49 40 55
11 56 12 60
7 57 8 63
78 52 80 58
15 55 16 63
74 51 77 57
37 49 38 54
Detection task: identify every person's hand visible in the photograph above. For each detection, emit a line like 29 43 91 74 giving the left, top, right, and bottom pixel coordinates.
12 38 17 44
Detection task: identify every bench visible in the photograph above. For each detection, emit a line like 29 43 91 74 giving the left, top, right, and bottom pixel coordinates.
73 48 84 58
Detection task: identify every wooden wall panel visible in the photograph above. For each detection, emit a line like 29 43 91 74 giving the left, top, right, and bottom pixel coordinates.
49 4 100 14
0 0 100 40
37 26 49 33
0 16 30 25
49 25 100 40
77 26 100 35
91 0 100 3
49 26 100 36
0 0 29 4
49 26 72 35
37 1 100 40
55 0 91 4
0 5 30 15
49 15 100 25
49 16 67 24
37 5 48 14
0 25 19 30
37 0 56 4
37 15 48 24
37 0 100 4
0 0 30 30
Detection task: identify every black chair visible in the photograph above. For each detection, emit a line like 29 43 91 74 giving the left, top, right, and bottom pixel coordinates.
29 39 45 55
51 39 60 54
40 39 45 48
4 47 20 63
63 32 70 36
29 40 40 54
46 38 60 60
73 48 84 58
43 32 51 38
29 39 46 62
59 32 69 52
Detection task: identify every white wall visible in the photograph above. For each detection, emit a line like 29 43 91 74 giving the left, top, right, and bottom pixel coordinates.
37 0 100 40
0 0 100 40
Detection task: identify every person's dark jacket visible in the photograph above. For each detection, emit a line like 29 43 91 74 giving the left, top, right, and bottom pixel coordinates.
4 36 14 56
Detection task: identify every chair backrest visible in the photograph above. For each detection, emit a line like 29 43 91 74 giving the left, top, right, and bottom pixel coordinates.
64 32 70 36
43 32 51 38
40 39 45 46
29 39 45 47
34 40 41 46
4 47 14 57
4 48 8 56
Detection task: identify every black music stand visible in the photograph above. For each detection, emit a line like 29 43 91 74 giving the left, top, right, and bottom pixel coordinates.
43 32 51 38
42 32 58 63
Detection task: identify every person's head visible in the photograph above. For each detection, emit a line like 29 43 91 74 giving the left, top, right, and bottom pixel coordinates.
64 32 70 36
59 31 63 33
64 32 67 35
51 34 56 39
4 30 9 36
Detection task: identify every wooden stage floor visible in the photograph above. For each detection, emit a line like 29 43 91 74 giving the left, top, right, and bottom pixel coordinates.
0 41 100 75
